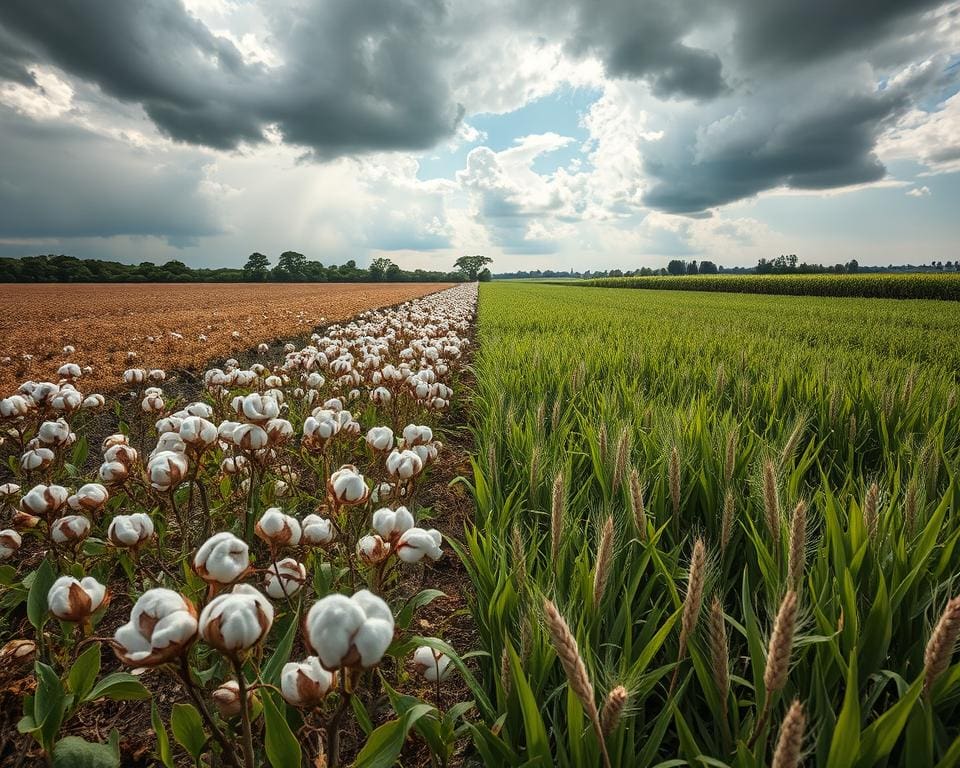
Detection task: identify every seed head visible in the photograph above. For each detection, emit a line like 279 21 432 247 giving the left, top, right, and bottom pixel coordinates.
787 501 807 592
863 483 879 541
629 469 647 540
612 427 630 491
764 591 798 694
924 595 960 696
708 595 729 708
593 516 614 606
679 538 708 660
551 471 565 563
721 489 735 555
601 685 628 735
724 428 738 486
771 699 806 768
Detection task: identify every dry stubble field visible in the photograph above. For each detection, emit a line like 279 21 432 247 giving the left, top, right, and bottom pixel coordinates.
0 282 450 393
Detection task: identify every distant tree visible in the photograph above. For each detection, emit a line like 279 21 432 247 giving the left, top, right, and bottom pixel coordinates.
454 254 493 280
609 268 624 277
386 261 402 280
667 259 686 276
243 252 270 281
699 260 719 274
368 257 395 281
846 259 859 274
686 261 699 275
478 267 492 282
273 251 308 281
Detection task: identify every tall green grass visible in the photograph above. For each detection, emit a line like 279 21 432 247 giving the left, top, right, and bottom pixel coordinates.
456 283 960 766
577 272 960 300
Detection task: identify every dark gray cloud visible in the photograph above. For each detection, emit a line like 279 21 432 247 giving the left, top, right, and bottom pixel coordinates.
0 0 463 155
731 0 946 67
640 68 933 213
0 107 220 243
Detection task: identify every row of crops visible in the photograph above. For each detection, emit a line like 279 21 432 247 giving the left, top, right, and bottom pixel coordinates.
458 283 960 767
577 272 960 300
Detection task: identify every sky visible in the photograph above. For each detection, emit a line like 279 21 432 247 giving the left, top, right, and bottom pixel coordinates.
0 0 958 273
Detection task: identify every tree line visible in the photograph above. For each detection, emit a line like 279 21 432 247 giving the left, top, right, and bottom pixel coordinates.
0 253 494 283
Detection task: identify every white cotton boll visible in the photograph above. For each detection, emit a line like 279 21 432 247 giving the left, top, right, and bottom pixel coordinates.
233 423 269 451
21 447 55 472
301 514 335 546
81 393 105 409
152 433 186 458
113 588 197 666
99 460 129 484
148 369 166 382
413 644 452 682
38 419 71 446
305 590 394 670
371 506 414 542
147 451 188 491
180 416 218 448
141 392 165 413
369 387 391 405
199 584 274 653
51 514 92 544
264 558 307 599
265 418 294 444
402 424 433 446
155 415 183 434
211 680 243 718
240 393 280 423
323 397 343 412
194 532 250 584
217 421 241 445
220 456 248 475
1 395 31 419
365 426 394 452
396 527 443 563
183 401 214 418
0 482 20 498
328 465 369 505
108 513 154 548
281 657 336 707
67 483 109 512
258 343 270 355
21 484 68 515
0 529 22 560
386 449 423 481
255 507 302 547
47 575 107 622
356 534 391 564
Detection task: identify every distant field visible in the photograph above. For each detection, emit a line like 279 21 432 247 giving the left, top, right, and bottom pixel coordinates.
578 272 960 300
0 282 449 393
460 282 960 765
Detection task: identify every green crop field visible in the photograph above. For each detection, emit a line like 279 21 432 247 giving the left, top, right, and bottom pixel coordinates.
578 272 960 300
457 282 960 766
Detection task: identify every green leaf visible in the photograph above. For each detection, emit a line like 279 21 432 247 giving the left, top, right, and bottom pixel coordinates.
27 557 56 631
855 676 922 768
395 589 446 629
262 612 298 686
505 641 552 768
34 661 66 753
151 701 175 768
84 672 150 703
68 644 102 702
353 702 435 768
263 690 302 768
828 652 860 768
170 702 207 761
52 736 119 768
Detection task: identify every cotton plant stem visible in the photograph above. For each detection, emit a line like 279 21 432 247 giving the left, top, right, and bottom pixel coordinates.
177 656 242 768
231 657 256 768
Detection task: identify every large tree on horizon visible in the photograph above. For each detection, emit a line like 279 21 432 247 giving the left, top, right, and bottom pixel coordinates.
454 254 492 280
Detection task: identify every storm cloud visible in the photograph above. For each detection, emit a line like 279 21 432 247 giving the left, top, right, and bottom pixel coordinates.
0 0 463 155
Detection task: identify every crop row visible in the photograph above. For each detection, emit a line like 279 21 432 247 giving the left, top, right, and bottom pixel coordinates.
0 284 479 767
458 282 960 767
576 272 960 300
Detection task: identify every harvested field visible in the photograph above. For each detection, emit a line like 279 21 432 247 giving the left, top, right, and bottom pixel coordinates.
0 282 450 394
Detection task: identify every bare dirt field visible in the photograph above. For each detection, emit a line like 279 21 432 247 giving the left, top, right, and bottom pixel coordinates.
0 282 451 394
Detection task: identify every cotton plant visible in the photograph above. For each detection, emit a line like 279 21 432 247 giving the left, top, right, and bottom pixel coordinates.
0 284 478 767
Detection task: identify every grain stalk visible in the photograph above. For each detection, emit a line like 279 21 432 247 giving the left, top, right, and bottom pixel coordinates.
543 599 611 768
669 538 707 695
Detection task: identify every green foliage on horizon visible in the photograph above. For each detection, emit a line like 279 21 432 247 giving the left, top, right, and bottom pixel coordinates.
578 271 960 300
458 282 960 766
0 253 464 283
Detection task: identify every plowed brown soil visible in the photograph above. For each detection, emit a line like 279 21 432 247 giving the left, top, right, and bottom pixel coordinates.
0 282 451 394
